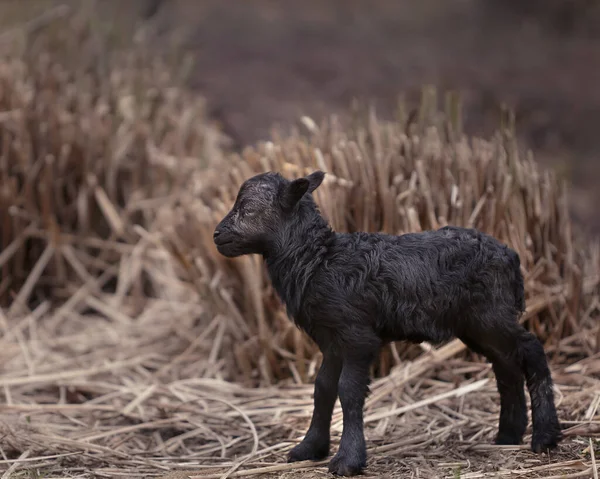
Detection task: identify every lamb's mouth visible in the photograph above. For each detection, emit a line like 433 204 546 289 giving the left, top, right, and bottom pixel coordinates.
215 241 243 258
214 237 234 247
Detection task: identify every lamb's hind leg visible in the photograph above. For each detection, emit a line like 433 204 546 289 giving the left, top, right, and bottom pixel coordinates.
461 319 561 452
460 334 527 445
517 330 562 452
491 359 528 444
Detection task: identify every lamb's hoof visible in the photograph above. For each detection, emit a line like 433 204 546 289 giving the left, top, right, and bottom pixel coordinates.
327 451 366 476
287 439 329 462
494 432 522 445
531 427 562 454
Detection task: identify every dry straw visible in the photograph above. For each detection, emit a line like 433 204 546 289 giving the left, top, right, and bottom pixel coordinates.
0 5 229 310
1 4 600 478
169 92 600 383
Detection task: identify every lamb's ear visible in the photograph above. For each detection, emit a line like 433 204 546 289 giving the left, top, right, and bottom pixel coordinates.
281 177 310 210
306 170 325 193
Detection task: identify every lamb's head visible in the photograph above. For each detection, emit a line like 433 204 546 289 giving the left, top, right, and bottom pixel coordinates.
213 170 325 258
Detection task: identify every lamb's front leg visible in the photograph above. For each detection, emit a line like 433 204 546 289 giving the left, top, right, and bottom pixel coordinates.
327 353 373 476
287 350 342 462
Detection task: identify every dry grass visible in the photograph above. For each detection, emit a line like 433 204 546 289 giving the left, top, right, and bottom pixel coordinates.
1 3 600 478
2 313 600 478
0 4 230 309
170 97 600 382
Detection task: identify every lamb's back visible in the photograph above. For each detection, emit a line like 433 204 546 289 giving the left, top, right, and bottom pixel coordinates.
298 225 521 347
324 225 517 310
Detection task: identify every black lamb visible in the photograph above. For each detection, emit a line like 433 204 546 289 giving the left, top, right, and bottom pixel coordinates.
213 170 562 476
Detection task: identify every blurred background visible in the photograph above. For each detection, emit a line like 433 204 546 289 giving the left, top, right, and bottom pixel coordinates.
2 0 598 231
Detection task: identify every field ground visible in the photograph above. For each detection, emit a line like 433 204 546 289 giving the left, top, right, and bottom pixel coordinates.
2 310 600 478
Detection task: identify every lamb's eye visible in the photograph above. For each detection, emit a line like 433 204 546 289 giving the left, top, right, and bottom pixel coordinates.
241 202 257 217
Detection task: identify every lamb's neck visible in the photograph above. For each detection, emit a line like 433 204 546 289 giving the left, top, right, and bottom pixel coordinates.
264 214 334 318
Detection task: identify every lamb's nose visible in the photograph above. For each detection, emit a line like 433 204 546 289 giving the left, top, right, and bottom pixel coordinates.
213 230 221 239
